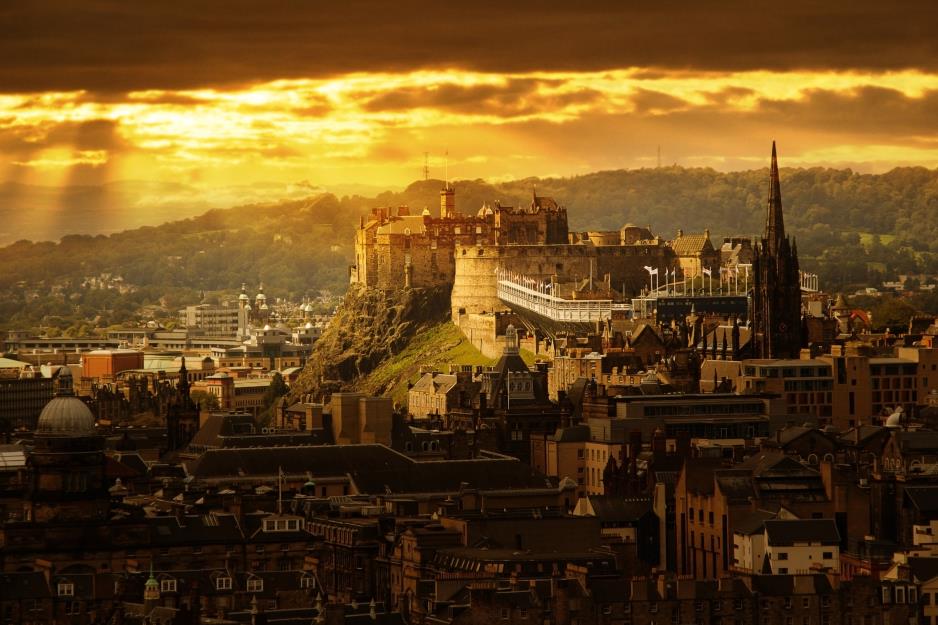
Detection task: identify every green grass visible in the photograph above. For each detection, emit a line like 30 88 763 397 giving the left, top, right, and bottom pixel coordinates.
359 320 496 404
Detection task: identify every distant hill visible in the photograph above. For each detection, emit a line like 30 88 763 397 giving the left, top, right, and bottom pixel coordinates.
1 165 937 331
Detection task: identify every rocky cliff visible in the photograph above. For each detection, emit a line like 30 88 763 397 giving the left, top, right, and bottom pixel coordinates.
289 284 455 402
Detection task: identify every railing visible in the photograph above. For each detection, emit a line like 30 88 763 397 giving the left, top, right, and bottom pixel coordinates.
496 268 630 324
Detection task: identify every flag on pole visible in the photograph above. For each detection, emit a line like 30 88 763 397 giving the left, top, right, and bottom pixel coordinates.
702 267 712 277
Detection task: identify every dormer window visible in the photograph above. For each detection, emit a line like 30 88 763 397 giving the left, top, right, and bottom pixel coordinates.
263 518 301 532
57 582 74 597
247 578 264 592
160 579 177 593
216 577 232 591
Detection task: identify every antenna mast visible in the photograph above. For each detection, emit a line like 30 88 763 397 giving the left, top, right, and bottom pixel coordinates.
657 145 661 168
423 152 429 181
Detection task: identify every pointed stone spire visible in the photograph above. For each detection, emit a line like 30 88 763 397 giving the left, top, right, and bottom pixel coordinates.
144 561 160 613
765 141 785 256
177 356 190 398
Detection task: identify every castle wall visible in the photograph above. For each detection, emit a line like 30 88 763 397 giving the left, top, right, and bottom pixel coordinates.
454 312 516 359
351 192 570 291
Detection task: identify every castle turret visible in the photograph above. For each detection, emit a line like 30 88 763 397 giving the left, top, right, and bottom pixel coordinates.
144 562 160 614
440 182 455 219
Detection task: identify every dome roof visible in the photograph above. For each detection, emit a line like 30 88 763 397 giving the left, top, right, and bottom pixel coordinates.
36 395 96 436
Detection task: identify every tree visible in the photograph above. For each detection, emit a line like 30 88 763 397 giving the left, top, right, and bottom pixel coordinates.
258 372 290 426
190 390 220 411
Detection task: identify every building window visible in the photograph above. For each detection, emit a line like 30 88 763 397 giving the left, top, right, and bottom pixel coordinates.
500 608 510 620
57 582 74 597
216 577 232 590
779 568 788 574
822 551 833 559
777 552 788 560
247 578 264 592
300 576 313 589
160 579 177 593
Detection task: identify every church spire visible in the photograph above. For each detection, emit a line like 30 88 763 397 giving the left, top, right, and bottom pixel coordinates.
765 141 785 255
177 356 190 400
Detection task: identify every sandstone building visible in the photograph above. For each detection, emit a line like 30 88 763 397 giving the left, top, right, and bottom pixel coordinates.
351 184 569 290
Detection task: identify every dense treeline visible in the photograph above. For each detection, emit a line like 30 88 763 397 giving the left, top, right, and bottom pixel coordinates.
0 165 936 332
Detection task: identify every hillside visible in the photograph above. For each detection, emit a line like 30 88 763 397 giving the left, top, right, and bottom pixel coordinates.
288 284 545 404
288 284 455 402
1 165 938 332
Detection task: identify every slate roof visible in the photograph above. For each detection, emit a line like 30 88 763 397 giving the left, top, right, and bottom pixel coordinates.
733 509 777 536
764 519 840 546
584 496 654 523
148 513 243 546
907 557 938 583
904 486 938 514
763 426 832 448
189 444 550 494
839 425 886 447
896 431 938 453
671 233 714 256
553 424 590 442
749 574 834 596
715 470 756 503
411 373 458 395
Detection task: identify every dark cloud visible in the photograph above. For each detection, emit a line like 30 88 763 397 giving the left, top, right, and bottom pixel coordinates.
0 1 934 92
755 87 938 138
702 87 756 106
0 119 125 155
362 79 601 117
630 89 689 114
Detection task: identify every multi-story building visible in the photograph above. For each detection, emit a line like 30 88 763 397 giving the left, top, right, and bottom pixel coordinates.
0 374 55 433
739 359 834 421
81 348 145 382
178 302 248 337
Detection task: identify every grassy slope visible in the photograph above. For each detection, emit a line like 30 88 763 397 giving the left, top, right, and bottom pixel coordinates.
354 320 543 404
355 320 493 404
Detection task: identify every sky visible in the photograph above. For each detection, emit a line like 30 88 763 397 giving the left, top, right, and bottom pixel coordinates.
1 1 937 239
